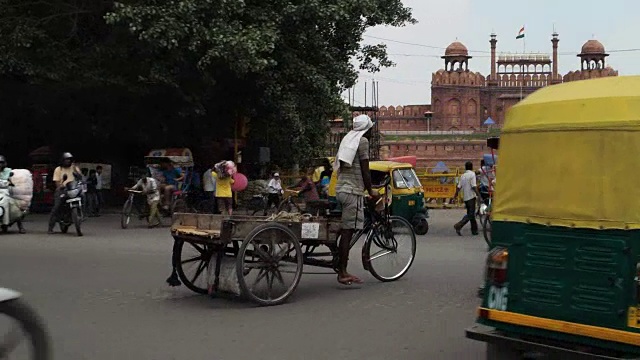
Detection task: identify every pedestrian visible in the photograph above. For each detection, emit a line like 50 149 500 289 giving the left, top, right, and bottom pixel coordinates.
265 172 283 215
86 169 99 217
477 159 491 206
214 171 234 216
453 161 481 236
95 165 104 215
202 165 218 213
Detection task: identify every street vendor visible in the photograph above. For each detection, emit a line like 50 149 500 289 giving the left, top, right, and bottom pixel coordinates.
334 114 377 286
159 158 184 210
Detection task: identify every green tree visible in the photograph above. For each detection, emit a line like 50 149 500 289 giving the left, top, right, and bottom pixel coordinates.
106 0 416 166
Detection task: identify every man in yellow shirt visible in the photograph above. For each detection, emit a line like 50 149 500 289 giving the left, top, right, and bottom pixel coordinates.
213 172 234 215
48 152 82 234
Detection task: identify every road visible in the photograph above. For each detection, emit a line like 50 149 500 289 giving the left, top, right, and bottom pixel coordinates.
0 210 488 360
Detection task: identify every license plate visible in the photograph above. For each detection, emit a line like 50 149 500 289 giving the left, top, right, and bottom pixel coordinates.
408 200 416 206
66 198 81 204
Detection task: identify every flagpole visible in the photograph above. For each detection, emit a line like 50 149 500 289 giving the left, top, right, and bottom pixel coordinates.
520 28 525 100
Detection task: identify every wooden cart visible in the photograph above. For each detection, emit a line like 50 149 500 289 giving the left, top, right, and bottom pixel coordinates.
167 209 417 306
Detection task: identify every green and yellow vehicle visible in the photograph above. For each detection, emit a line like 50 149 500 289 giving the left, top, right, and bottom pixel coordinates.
328 160 429 235
466 76 640 359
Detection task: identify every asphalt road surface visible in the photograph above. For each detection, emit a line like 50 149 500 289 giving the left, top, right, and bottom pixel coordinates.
0 209 488 360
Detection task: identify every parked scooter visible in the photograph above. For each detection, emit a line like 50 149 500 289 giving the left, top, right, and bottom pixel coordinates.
0 288 51 360
0 170 32 234
54 174 85 236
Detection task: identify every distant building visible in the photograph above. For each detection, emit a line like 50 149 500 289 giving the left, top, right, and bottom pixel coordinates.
378 33 619 168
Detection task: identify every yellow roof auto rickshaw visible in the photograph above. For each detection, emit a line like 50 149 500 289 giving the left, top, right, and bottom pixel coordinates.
466 76 640 359
328 160 429 235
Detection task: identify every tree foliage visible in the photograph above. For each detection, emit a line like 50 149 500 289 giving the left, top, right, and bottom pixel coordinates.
0 0 416 167
106 0 415 166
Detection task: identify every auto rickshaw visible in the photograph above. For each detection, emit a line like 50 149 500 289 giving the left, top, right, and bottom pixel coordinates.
328 160 429 235
466 76 640 358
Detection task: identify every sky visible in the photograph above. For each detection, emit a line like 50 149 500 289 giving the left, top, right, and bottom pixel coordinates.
345 0 640 107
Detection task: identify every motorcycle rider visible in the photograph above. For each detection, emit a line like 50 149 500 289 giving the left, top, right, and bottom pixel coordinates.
0 156 25 234
48 152 82 234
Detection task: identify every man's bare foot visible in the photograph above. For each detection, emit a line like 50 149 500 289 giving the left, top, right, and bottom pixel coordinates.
337 274 363 285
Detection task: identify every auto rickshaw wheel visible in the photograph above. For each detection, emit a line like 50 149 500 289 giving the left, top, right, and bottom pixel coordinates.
412 217 429 235
486 343 522 360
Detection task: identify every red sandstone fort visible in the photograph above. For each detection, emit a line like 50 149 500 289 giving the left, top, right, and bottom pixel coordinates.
332 33 618 169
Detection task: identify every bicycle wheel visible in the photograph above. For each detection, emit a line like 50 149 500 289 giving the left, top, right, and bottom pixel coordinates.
121 198 133 229
364 216 416 282
171 198 188 214
483 216 492 247
277 199 302 214
0 298 51 360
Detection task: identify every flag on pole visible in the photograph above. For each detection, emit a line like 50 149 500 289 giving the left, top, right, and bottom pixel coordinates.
516 26 525 39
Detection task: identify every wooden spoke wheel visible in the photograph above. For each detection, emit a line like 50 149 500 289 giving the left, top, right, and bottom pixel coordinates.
173 240 215 294
236 223 303 306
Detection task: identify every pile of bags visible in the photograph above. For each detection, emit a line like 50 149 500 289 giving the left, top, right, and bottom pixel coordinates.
9 169 33 211
237 180 267 208
214 161 237 179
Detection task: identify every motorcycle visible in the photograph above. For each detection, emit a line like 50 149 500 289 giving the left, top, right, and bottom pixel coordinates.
0 288 51 359
55 174 84 236
0 170 32 233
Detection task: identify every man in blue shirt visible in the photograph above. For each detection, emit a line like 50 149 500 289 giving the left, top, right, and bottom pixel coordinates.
159 159 184 210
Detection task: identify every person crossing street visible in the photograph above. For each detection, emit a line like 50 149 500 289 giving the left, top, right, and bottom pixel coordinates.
453 161 481 236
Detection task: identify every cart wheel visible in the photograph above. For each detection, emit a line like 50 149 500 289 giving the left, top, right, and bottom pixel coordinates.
364 216 416 282
173 239 214 294
483 216 492 247
237 223 303 306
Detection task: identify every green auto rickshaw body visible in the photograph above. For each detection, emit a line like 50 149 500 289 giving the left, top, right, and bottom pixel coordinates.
467 76 640 358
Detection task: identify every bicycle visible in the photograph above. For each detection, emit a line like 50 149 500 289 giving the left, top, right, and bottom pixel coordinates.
477 186 493 247
333 177 417 282
277 189 304 214
121 189 150 229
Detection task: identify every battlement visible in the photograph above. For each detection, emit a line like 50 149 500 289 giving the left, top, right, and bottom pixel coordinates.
497 53 551 64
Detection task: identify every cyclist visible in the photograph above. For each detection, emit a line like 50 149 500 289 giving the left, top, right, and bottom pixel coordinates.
291 174 320 214
334 114 377 285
